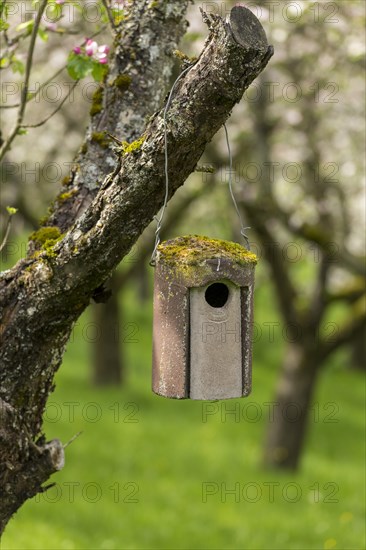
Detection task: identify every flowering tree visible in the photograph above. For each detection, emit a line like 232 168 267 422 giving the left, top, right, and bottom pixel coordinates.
191 1 365 470
0 0 272 532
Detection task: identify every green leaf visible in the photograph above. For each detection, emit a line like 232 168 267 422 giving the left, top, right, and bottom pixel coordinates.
0 18 9 31
17 128 28 135
0 56 9 68
46 3 62 19
1 2 10 18
11 57 25 74
16 19 34 33
112 11 125 26
67 52 93 81
91 61 108 83
6 206 18 216
38 27 49 41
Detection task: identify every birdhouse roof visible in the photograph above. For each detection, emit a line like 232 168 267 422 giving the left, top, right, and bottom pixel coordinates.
157 235 257 266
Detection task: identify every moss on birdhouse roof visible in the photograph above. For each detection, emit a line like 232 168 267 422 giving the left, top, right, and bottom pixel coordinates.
157 235 257 266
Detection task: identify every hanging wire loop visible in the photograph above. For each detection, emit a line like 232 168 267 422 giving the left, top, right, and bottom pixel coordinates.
150 65 194 267
149 68 251 267
223 122 251 251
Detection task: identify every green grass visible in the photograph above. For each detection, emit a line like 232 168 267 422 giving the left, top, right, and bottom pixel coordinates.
1 263 365 549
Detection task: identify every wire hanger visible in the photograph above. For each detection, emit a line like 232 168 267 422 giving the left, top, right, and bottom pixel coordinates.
150 66 250 266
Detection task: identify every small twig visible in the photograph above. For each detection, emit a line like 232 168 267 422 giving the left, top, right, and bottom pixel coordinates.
0 66 66 110
0 0 48 161
101 0 117 32
105 131 123 145
0 0 7 18
25 65 65 102
46 27 80 36
40 483 56 493
0 26 107 110
63 431 82 449
0 215 12 254
0 103 19 109
21 81 78 128
3 29 34 49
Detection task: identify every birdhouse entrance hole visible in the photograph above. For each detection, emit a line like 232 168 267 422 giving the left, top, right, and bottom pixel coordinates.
204 282 229 308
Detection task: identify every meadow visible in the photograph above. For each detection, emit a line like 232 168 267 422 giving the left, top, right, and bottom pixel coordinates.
1 259 365 550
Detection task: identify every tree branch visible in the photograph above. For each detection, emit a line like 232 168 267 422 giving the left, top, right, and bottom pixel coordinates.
0 214 13 254
319 296 366 362
101 0 117 32
286 220 366 278
305 253 329 330
45 0 193 231
241 199 300 333
21 82 79 129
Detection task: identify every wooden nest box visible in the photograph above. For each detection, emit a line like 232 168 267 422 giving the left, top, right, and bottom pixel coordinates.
152 235 257 400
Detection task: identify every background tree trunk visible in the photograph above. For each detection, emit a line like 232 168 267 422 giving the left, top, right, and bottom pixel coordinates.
263 342 319 470
136 262 150 304
92 273 122 386
350 331 366 371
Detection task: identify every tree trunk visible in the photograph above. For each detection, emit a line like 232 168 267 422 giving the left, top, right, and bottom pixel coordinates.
92 274 122 386
263 342 319 470
136 262 150 304
350 331 366 371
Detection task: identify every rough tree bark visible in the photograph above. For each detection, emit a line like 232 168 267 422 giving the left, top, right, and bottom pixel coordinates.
0 3 273 532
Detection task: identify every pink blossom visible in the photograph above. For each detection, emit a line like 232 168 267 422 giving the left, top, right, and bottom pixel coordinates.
55 0 65 4
112 0 128 11
85 39 98 57
45 22 57 31
98 44 110 55
72 39 110 66
96 45 110 64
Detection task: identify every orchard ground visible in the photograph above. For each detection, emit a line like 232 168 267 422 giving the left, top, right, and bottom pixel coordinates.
1 241 365 550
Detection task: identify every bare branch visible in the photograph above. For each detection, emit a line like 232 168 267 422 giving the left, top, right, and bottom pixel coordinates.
243 199 300 333
319 296 366 361
0 214 13 254
305 253 329 330
21 81 78 129
0 0 48 161
101 0 117 32
289 221 366 278
0 67 65 110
